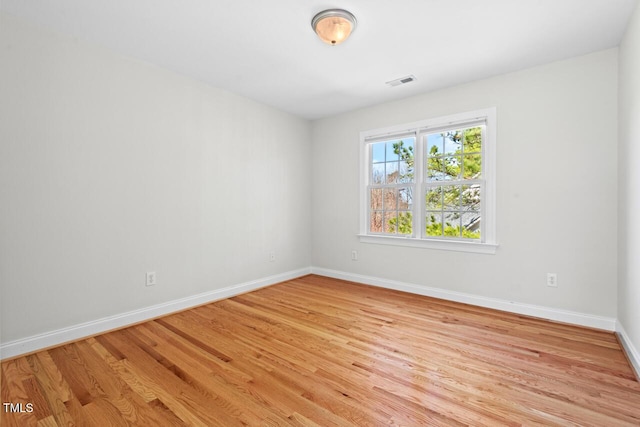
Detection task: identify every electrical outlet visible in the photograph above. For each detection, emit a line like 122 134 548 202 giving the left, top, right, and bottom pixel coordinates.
146 271 157 287
546 273 557 287
269 252 276 262
351 250 358 261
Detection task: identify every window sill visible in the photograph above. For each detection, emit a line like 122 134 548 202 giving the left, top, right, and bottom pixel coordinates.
357 234 498 254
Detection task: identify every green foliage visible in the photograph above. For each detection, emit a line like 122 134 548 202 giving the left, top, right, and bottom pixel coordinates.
393 141 414 165
381 140 415 235
427 127 482 180
461 228 481 239
463 127 482 152
388 212 413 235
425 215 481 239
393 140 414 181
387 212 482 239
382 128 483 239
427 155 461 179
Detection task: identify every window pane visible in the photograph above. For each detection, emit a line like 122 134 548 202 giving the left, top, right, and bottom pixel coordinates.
427 157 447 181
384 211 397 233
425 186 482 241
427 133 443 157
445 156 461 179
385 142 399 161
398 211 412 235
399 160 414 183
383 188 397 210
370 188 382 210
398 187 412 210
444 131 463 156
443 212 461 237
461 184 480 212
394 138 415 182
462 212 481 239
370 211 383 233
426 213 443 236
463 154 482 179
372 143 386 163
394 139 414 160
443 186 460 210
425 187 443 210
427 156 461 181
386 161 399 184
463 127 482 153
372 163 385 184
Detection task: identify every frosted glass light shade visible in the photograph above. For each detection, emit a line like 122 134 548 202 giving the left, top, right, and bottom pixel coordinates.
312 9 357 46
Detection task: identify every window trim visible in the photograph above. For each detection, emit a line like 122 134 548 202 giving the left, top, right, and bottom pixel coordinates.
358 108 497 254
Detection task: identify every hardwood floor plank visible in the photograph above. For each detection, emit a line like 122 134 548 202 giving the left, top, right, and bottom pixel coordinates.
1 359 38 427
2 275 640 425
47 344 98 406
26 354 76 426
31 352 73 403
35 415 59 427
104 329 229 426
127 324 272 425
81 338 186 426
88 337 158 403
21 376 52 421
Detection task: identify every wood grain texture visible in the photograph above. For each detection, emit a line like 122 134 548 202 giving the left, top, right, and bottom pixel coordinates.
2 275 639 426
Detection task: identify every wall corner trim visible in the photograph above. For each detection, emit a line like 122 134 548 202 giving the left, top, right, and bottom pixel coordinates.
616 321 640 380
0 268 311 360
310 267 617 331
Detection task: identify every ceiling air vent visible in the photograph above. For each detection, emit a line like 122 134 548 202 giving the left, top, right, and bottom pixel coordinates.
386 75 417 87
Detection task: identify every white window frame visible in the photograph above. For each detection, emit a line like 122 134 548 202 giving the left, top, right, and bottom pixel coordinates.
358 108 497 254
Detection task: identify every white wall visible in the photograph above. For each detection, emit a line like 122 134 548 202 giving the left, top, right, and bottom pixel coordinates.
311 49 619 318
618 2 640 366
0 14 311 344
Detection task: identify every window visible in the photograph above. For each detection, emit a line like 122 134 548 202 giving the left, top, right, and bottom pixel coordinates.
359 108 497 254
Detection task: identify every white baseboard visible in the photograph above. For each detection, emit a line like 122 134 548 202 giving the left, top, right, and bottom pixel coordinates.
616 321 640 379
311 267 617 331
0 268 311 360
1 266 622 361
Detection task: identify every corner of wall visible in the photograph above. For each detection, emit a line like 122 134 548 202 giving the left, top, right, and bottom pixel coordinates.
617 321 640 380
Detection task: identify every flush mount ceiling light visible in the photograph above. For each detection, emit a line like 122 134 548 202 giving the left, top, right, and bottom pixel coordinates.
311 9 357 46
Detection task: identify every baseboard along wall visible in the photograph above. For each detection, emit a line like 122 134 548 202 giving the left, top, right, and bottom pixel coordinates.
310 267 638 380
617 321 640 380
310 267 617 330
0 268 311 360
2 266 637 379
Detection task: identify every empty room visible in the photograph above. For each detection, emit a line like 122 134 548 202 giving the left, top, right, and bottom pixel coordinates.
2 0 640 425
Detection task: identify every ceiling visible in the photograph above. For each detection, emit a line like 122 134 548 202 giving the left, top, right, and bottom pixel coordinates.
2 0 637 120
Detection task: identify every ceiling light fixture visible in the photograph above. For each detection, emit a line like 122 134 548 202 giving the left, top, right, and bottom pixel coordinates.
311 9 357 46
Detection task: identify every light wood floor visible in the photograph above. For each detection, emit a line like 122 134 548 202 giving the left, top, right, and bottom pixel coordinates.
2 275 640 426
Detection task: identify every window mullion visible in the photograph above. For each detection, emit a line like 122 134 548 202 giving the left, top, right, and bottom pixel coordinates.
414 130 425 238
424 179 483 188
479 181 486 243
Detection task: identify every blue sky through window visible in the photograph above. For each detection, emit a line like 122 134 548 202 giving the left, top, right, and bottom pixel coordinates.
372 138 415 163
